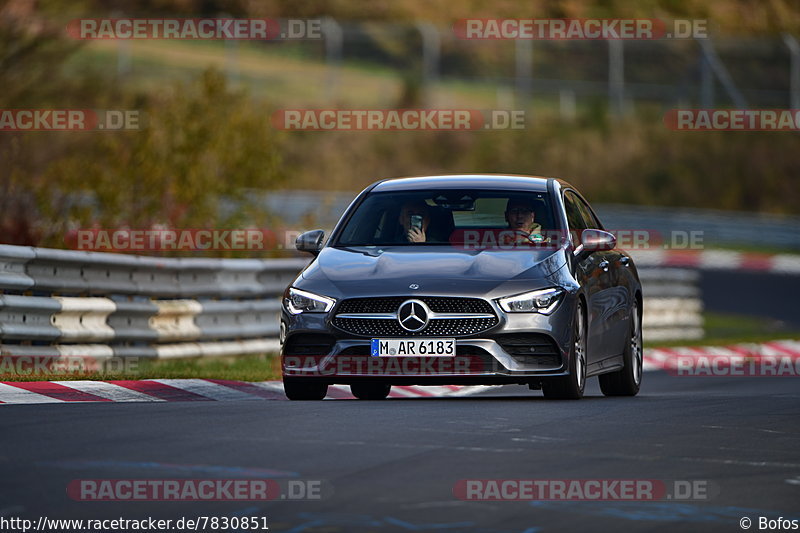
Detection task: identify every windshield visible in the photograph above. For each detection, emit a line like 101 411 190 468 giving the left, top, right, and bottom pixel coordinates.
334 190 560 248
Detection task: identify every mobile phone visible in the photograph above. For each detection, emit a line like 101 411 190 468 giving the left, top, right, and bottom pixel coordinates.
410 215 423 230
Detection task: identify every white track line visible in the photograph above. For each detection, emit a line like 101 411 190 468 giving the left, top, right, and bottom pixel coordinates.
447 385 501 397
416 386 463 396
0 383 63 404
151 379 264 401
387 387 423 397
251 381 285 393
56 381 164 402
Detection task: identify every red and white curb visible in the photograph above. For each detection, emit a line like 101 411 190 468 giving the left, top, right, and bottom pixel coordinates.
0 379 489 405
629 249 800 275
643 339 800 371
1 340 797 405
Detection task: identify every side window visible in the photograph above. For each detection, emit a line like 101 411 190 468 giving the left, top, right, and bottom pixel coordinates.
563 192 587 244
575 196 601 230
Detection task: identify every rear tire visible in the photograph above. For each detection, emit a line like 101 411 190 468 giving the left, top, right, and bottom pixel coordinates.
599 303 642 397
283 378 328 401
351 382 391 400
542 300 586 400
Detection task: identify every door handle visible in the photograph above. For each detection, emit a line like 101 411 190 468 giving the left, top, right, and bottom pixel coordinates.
620 256 630 267
599 259 610 271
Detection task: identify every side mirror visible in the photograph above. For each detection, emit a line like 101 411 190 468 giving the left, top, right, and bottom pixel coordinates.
574 229 616 262
296 229 325 256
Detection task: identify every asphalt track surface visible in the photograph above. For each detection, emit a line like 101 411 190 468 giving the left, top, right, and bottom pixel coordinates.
1 372 798 533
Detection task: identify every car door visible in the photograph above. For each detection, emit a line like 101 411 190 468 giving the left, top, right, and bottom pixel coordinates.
573 194 629 359
563 191 608 366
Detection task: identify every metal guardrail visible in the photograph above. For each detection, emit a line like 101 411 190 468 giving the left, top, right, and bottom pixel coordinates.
639 269 704 341
0 244 307 360
0 244 702 361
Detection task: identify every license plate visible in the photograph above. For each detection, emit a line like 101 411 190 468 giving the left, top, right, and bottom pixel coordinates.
371 338 456 357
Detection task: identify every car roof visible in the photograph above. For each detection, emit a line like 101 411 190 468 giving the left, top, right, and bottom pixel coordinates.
371 174 556 193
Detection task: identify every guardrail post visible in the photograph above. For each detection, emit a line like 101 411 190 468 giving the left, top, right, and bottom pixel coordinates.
783 33 800 109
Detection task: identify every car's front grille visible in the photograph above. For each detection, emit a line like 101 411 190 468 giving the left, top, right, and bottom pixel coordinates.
332 317 499 337
336 297 494 315
332 296 499 337
495 333 562 367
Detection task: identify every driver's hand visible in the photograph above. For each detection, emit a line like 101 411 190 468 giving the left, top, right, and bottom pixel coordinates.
407 227 426 243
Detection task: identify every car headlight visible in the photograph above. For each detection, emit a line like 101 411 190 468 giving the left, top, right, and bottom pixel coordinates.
497 287 564 314
283 288 336 315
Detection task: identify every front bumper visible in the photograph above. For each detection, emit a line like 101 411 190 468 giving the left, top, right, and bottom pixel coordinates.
280 294 576 385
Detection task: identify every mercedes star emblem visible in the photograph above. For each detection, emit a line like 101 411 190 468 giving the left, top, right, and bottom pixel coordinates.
397 299 430 332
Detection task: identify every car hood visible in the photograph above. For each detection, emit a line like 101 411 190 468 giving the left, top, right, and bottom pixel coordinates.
297 246 569 299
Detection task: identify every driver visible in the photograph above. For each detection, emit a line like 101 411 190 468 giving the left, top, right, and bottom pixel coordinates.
503 197 545 244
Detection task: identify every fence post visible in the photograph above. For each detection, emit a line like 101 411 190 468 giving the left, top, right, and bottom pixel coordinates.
700 52 714 107
322 17 343 103
559 89 576 120
515 38 533 109
112 11 131 77
608 39 625 117
697 38 747 109
220 13 239 86
416 22 441 106
783 34 800 109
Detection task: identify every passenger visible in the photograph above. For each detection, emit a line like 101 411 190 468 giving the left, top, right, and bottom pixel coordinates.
398 200 432 243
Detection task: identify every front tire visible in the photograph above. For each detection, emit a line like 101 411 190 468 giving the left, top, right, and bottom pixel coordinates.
283 378 328 401
599 303 642 397
351 382 391 400
542 300 586 400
